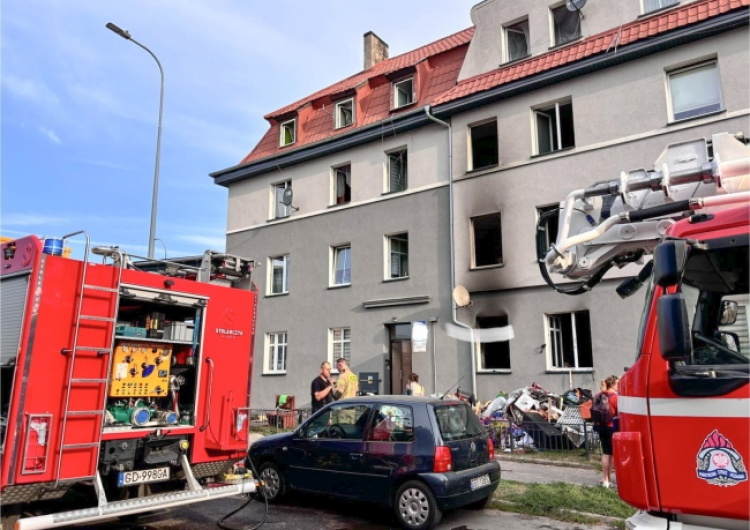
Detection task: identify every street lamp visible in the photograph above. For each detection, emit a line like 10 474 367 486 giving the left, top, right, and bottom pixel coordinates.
106 22 164 259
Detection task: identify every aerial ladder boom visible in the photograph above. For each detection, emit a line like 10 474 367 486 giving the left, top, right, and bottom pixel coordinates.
538 132 750 295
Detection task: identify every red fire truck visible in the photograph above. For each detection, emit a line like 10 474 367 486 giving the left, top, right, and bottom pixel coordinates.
0 233 258 529
539 132 749 529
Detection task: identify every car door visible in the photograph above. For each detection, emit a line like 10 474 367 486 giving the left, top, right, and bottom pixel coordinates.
289 402 371 498
361 403 417 504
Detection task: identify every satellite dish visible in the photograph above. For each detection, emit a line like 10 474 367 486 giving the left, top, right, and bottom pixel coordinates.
279 187 299 211
566 0 587 12
452 285 472 308
281 187 294 206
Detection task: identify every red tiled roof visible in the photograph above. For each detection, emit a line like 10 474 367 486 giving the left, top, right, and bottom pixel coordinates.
433 0 748 105
240 28 473 164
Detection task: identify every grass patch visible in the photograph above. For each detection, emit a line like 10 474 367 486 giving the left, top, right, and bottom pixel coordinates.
491 479 636 526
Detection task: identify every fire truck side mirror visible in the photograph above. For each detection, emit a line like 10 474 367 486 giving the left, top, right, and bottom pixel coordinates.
657 293 693 360
653 241 688 287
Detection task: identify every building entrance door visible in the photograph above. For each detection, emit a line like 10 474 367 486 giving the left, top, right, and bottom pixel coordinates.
387 323 411 395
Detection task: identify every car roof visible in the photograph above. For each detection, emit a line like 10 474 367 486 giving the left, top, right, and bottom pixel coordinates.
336 395 466 406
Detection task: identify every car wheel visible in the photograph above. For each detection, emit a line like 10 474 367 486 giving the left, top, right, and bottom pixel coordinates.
394 480 442 530
258 462 286 502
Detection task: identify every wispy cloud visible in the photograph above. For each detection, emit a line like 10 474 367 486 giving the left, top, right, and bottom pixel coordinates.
2 75 60 108
38 126 61 144
1 213 71 227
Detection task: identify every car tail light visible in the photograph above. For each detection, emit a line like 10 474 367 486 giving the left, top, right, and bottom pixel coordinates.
433 446 453 472
487 438 495 460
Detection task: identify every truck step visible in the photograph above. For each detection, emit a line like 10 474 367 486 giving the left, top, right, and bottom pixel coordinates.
74 346 112 353
83 284 118 293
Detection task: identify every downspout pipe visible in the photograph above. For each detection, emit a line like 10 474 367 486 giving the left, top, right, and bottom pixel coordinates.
424 106 477 399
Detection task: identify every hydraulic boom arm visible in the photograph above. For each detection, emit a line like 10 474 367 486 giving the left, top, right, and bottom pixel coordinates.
538 132 750 295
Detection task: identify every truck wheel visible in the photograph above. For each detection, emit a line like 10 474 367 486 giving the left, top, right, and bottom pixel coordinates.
394 480 442 530
258 462 286 502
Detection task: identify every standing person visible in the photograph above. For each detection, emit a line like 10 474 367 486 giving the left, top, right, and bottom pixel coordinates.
333 358 359 399
405 373 424 396
594 375 619 488
311 361 334 412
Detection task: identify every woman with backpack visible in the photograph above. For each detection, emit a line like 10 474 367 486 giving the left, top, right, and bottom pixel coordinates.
593 375 619 488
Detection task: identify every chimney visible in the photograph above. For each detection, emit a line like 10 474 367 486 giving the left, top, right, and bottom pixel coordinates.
363 31 389 70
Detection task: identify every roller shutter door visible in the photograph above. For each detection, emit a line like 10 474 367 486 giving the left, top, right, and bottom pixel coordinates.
1 275 30 365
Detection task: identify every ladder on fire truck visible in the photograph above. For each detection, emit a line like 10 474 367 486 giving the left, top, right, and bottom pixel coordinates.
54 231 125 486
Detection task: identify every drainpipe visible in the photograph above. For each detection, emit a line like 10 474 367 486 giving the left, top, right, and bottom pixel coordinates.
424 105 477 399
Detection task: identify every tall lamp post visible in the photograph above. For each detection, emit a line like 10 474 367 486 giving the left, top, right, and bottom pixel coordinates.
106 22 163 259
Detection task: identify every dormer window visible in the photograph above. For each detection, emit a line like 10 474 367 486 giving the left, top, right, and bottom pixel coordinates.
335 98 355 129
279 119 296 147
504 19 529 63
393 77 414 109
550 4 581 47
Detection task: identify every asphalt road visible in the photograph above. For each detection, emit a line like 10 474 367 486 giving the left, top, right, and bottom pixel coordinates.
73 491 607 530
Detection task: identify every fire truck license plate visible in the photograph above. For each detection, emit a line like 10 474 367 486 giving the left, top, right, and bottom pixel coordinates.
118 467 170 487
470 474 490 490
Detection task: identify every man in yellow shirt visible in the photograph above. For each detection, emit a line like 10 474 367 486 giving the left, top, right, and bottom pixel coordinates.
333 358 359 399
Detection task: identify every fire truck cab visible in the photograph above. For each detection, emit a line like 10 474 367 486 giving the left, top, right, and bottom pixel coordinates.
1 233 258 529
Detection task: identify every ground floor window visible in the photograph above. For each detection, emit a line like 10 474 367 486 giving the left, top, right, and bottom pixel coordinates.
477 315 511 370
547 311 592 369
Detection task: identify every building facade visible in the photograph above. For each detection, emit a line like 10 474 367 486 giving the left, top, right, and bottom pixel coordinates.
212 0 750 410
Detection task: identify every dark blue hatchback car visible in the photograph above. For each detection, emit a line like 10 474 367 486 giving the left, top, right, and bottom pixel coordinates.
248 396 500 530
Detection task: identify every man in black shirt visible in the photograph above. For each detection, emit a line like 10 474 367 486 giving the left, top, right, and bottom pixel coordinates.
311 361 334 412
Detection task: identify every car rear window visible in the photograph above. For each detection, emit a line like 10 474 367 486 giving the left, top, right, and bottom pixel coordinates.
433 403 485 441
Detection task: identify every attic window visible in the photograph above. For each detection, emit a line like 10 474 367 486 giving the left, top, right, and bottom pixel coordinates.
393 78 414 109
335 98 355 129
551 4 581 47
279 119 296 147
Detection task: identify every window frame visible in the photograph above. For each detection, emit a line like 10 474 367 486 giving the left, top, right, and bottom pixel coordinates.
279 118 296 147
503 18 530 63
335 98 355 129
471 212 504 269
532 98 575 156
386 148 408 193
642 0 679 14
545 311 593 372
392 77 415 109
666 59 723 123
328 327 352 374
468 118 500 171
549 3 581 48
476 315 512 372
385 232 409 281
536 204 561 251
264 331 288 375
268 254 290 295
331 244 352 287
271 180 292 219
331 163 352 206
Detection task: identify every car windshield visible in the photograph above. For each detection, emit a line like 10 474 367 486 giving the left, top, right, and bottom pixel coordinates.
433 403 485 441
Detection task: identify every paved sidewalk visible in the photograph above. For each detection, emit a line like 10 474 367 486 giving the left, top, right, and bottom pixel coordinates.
496 456 604 487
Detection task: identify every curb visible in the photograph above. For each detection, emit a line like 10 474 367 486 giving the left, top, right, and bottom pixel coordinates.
491 499 626 524
495 454 599 471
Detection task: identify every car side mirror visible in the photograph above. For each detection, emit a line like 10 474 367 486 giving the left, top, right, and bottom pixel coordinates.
719 300 739 325
653 241 688 287
657 293 693 360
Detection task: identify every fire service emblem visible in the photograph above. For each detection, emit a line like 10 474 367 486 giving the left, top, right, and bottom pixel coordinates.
696 430 748 487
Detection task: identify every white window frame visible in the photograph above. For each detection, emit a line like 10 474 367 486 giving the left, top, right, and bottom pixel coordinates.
271 180 292 219
393 77 415 109
268 255 289 295
386 148 408 193
532 98 574 155
279 118 296 147
331 244 352 287
328 327 351 373
264 331 287 374
335 98 355 129
545 312 593 371
331 163 352 205
666 59 722 123
385 232 409 280
642 0 679 14
549 3 581 47
503 18 529 63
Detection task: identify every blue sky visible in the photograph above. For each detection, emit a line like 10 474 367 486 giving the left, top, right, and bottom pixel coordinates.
2 0 476 259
